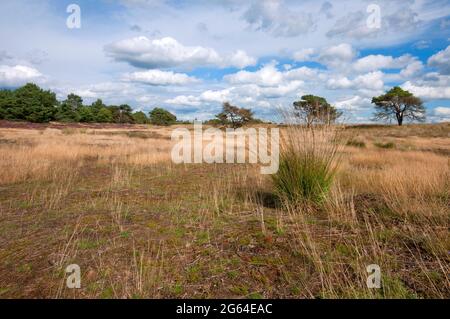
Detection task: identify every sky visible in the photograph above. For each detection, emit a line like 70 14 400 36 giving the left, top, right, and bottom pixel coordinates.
0 0 450 123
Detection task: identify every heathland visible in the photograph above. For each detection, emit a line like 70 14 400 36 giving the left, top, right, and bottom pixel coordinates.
0 121 448 298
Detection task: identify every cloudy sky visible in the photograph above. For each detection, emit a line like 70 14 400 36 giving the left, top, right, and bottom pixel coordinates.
1 0 450 122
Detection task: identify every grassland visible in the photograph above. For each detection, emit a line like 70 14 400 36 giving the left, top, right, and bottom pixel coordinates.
0 121 448 298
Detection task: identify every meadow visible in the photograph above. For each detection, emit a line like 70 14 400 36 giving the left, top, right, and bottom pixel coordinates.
0 121 448 298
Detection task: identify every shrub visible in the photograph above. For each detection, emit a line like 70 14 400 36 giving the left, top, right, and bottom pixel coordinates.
272 124 341 205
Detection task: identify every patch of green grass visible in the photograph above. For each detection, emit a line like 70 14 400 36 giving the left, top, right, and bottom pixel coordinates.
374 141 395 149
120 231 130 238
346 139 366 148
78 239 99 250
171 283 184 296
100 287 114 299
248 292 264 299
272 148 338 205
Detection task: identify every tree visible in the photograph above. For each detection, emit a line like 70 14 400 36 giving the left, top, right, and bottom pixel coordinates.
216 102 254 128
372 86 425 126
109 104 134 123
132 111 149 124
78 106 95 123
0 89 15 120
55 94 83 122
96 107 113 123
293 95 341 127
149 107 177 126
13 83 58 123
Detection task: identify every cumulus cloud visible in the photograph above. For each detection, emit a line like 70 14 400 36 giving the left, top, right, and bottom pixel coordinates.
317 43 355 68
224 62 283 86
105 36 256 70
242 0 316 37
0 65 43 87
433 107 450 116
327 6 420 40
430 107 450 122
292 48 315 61
428 45 450 74
334 95 372 111
165 95 201 106
123 69 199 86
402 81 450 100
352 54 415 73
327 71 384 92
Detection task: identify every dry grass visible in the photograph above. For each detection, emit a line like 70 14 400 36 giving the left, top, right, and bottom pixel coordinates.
0 122 448 299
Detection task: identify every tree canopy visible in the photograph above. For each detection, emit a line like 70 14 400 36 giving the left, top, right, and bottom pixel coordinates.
372 86 425 126
293 95 342 127
0 83 158 125
149 107 177 126
215 102 255 128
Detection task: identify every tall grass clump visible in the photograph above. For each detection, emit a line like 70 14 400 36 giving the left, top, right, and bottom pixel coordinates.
272 116 342 205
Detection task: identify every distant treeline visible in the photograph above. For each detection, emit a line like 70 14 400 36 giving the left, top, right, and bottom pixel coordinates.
0 83 183 125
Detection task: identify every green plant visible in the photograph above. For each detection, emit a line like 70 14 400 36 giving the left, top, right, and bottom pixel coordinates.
346 139 366 148
374 141 395 149
272 124 341 204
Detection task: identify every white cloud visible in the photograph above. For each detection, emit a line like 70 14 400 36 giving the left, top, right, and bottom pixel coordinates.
402 80 450 99
317 43 355 68
123 69 199 86
430 107 450 122
327 76 353 89
433 107 450 116
334 95 372 111
0 65 43 87
428 45 450 74
399 60 424 78
105 36 256 70
165 95 201 106
353 71 384 91
224 62 283 86
352 54 415 73
293 48 315 61
242 0 316 37
326 71 384 91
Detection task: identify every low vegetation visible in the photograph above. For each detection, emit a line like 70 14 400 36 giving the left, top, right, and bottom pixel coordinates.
0 121 448 299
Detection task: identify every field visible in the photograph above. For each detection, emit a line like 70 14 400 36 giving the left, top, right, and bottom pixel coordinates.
0 121 449 299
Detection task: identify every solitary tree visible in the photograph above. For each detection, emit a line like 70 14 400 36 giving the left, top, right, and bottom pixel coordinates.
293 95 341 127
372 87 425 126
216 102 254 128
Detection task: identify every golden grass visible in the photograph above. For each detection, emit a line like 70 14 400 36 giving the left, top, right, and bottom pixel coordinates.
0 123 448 298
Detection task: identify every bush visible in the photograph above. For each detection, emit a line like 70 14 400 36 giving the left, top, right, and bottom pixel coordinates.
272 124 341 205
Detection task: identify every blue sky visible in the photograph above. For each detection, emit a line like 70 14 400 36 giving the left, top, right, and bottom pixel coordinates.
0 0 449 122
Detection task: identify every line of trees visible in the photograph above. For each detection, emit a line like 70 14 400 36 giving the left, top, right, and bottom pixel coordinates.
0 83 179 125
0 83 426 127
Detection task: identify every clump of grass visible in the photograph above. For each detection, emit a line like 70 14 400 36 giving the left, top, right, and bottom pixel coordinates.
346 139 366 148
374 141 395 149
272 122 342 205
